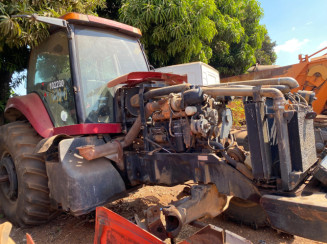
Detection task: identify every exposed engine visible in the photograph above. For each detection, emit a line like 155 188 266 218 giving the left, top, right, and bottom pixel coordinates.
79 77 318 192
121 85 238 158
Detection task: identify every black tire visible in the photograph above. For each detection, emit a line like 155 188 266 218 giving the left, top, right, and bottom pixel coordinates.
0 121 54 226
224 197 269 229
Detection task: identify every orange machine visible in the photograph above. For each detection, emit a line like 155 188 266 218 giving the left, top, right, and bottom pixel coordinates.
221 47 327 115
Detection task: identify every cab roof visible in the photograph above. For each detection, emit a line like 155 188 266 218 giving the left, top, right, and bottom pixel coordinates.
60 12 142 38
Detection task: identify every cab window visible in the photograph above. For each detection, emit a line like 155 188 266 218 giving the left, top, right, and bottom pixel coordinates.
27 31 77 127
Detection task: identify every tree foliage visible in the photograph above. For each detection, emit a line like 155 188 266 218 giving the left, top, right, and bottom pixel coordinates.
255 33 277 65
118 0 268 75
209 0 267 77
120 0 217 67
0 0 104 50
97 0 122 20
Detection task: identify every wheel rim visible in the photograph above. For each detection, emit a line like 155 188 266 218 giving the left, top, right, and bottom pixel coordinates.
0 156 18 201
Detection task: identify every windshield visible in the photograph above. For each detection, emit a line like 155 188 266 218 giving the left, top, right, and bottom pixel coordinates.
75 26 148 123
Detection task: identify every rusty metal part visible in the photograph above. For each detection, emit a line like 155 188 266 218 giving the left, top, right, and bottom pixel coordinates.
78 115 143 161
180 224 252 244
162 184 230 238
145 206 167 240
153 134 167 143
170 95 182 112
313 156 327 185
0 174 9 182
150 99 185 121
261 191 327 242
153 111 186 121
78 106 152 161
208 141 254 181
227 147 246 163
181 225 221 244
78 96 186 160
130 93 140 107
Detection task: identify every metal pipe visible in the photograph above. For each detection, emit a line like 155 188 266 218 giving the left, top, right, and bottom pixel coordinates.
78 101 161 161
203 86 292 190
263 85 290 93
207 77 298 89
202 86 285 99
143 84 190 100
218 84 291 94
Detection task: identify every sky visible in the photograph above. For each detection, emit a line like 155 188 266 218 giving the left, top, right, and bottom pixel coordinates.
259 0 327 66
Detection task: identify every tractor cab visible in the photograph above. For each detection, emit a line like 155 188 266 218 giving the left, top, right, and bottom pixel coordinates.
27 13 149 127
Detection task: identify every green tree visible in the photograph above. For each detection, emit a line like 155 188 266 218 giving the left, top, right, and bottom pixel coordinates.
119 0 217 67
97 0 122 20
209 0 266 77
0 0 105 124
255 33 277 65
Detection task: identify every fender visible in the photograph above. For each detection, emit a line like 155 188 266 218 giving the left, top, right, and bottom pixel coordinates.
4 93 54 138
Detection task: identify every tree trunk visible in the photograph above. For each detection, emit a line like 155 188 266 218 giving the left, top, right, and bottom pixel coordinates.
0 70 12 125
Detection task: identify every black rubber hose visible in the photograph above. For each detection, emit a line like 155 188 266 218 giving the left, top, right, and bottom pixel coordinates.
209 141 238 167
144 84 190 100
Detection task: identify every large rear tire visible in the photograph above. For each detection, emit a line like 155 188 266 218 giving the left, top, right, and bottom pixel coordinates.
0 121 55 226
224 197 269 229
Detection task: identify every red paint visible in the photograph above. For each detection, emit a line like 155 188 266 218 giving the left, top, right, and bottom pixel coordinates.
107 72 187 88
6 94 121 138
94 206 163 244
53 123 121 136
5 93 54 138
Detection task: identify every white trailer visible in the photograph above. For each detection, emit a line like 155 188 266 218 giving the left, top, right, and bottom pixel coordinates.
156 62 220 86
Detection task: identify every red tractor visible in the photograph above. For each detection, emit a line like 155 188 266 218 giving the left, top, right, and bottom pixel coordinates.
1 13 327 242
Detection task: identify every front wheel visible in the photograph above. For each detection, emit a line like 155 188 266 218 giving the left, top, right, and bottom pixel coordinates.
224 197 269 229
0 121 55 226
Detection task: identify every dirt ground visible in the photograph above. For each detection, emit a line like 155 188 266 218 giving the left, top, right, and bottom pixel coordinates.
1 184 326 244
